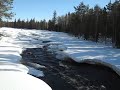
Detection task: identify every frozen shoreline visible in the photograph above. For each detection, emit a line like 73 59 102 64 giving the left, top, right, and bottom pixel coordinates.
1 27 120 76
0 28 52 90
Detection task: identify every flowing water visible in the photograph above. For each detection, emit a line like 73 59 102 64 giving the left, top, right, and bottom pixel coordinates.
21 48 120 90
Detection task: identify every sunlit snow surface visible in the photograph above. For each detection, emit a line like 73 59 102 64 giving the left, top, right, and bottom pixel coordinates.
0 71 51 90
0 28 51 90
1 27 120 89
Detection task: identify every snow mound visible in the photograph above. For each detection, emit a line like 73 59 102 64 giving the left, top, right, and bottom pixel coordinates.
0 62 29 73
0 71 52 90
27 66 44 77
0 27 52 90
44 42 67 52
43 41 68 60
0 43 23 63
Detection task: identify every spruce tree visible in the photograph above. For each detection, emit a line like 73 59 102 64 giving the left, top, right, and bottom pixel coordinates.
52 10 57 30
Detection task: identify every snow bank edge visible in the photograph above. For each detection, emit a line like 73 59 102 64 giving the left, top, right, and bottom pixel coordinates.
63 52 120 76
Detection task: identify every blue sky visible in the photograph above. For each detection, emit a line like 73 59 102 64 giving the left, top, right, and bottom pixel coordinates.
12 0 115 21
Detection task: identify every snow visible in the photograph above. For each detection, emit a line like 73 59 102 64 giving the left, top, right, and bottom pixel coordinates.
27 66 44 77
0 62 29 73
30 30 120 74
1 27 120 89
55 51 69 60
44 42 67 52
0 71 51 90
0 27 52 90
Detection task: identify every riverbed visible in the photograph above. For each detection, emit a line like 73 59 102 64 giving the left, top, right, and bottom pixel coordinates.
21 48 120 90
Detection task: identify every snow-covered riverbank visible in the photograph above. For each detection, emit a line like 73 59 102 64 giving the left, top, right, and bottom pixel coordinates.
0 27 52 90
0 27 120 87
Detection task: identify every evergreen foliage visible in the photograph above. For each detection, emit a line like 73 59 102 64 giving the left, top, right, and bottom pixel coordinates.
2 1 120 48
0 0 14 20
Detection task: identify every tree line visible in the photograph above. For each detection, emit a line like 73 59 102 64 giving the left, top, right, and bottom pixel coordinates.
0 0 120 48
55 1 120 48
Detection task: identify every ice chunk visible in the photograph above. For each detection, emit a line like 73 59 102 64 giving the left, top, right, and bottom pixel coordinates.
27 66 44 77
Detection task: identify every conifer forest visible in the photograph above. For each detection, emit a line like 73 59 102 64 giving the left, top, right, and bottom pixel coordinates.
0 0 120 48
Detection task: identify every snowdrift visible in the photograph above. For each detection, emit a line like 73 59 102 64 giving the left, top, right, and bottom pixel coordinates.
1 27 120 89
0 28 52 90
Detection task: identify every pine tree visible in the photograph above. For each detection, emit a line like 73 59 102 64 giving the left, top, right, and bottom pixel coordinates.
52 10 57 30
94 5 101 42
0 0 14 20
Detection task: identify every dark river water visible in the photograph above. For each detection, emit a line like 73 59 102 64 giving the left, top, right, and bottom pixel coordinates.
21 48 120 90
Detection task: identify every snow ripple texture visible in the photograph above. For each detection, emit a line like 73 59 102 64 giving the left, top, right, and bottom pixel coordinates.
1 27 120 89
0 27 52 90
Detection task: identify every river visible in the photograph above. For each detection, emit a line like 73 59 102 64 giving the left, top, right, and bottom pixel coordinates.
21 48 120 90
